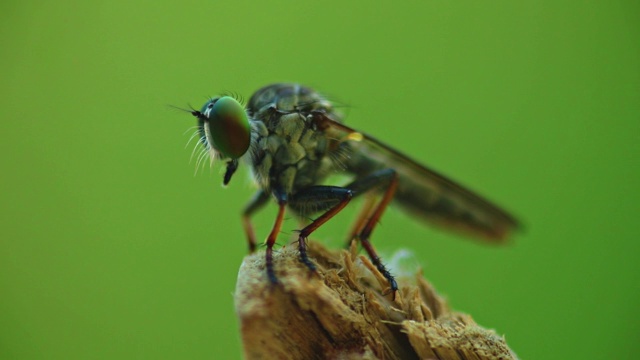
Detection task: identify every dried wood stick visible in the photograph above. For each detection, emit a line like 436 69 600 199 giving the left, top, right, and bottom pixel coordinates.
234 241 518 360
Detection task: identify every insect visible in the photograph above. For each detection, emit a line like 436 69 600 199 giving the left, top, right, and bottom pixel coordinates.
188 83 519 294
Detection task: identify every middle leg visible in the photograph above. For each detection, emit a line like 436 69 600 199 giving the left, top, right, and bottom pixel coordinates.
289 186 354 272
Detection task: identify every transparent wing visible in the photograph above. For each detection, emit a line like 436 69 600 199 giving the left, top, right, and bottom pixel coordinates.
320 115 520 243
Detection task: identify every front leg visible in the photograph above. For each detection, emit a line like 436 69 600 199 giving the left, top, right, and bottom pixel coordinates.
241 190 269 253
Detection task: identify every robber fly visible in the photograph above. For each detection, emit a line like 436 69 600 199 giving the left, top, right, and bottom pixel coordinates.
188 83 519 293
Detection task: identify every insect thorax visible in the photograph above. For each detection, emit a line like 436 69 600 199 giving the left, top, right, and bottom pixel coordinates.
246 84 344 195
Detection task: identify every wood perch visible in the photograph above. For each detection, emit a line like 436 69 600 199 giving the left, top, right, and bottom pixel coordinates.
234 241 518 360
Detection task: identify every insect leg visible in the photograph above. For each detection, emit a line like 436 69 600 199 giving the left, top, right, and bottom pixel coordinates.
339 169 400 294
289 186 354 272
241 189 270 253
354 170 400 294
265 189 288 284
345 194 377 248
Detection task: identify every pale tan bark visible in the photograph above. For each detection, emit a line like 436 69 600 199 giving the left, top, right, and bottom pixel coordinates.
235 242 518 360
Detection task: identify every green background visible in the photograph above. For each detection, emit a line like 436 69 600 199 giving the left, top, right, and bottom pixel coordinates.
1 1 638 359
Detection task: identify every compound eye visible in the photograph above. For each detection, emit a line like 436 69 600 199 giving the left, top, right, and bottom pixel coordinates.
203 96 250 159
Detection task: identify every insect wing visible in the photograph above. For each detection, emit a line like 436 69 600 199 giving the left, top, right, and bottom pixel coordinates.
321 116 519 243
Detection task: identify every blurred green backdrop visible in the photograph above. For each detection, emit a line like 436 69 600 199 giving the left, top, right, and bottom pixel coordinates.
1 1 638 359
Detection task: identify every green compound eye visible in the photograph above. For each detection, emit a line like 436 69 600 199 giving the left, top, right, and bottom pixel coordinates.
201 96 251 159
